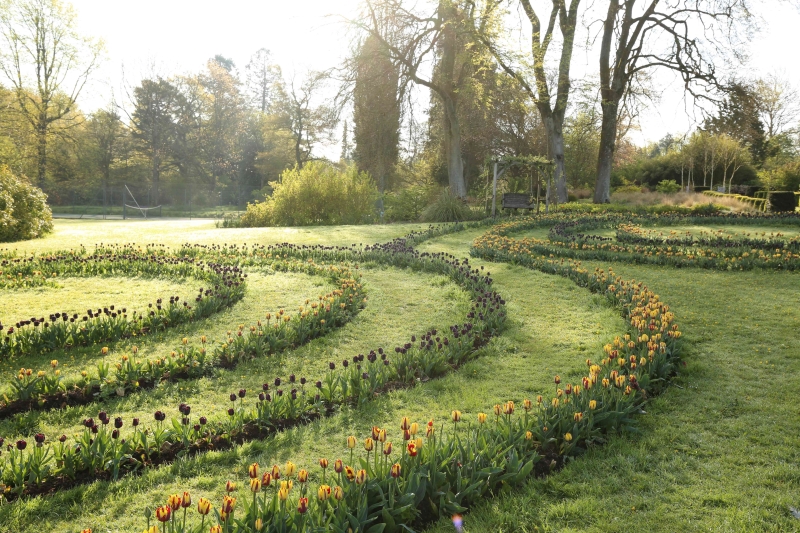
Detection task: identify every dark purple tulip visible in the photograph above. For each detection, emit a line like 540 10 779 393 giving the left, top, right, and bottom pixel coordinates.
230 393 237 402
199 416 207 425
238 389 246 398
132 418 140 427
227 408 235 416
114 417 123 429
34 433 45 444
111 430 119 439
16 439 27 450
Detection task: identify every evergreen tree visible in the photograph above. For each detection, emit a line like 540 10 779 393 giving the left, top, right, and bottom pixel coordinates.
353 34 400 194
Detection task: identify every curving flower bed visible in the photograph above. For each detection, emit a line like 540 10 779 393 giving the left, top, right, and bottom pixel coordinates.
0 232 507 501
0 246 247 359
121 240 683 533
476 211 800 270
0 259 364 419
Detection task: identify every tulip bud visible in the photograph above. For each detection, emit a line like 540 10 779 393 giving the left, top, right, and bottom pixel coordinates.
298 469 309 483
319 458 329 469
390 463 401 478
250 478 261 493
451 410 461 422
333 486 344 501
248 462 259 479
346 435 356 449
226 480 236 492
334 459 344 473
477 413 487 424
364 438 374 452
383 441 393 455
181 491 191 508
318 484 331 501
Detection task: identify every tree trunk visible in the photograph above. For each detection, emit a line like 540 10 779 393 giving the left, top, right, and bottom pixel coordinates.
443 97 466 198
152 153 161 206
593 100 619 203
541 109 568 203
37 121 47 188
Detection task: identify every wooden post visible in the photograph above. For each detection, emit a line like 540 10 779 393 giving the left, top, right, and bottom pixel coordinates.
491 161 499 218
545 167 554 214
122 186 127 220
536 171 541 215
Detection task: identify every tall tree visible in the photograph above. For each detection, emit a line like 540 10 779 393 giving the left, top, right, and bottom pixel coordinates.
245 48 282 113
705 81 767 165
199 58 245 196
592 0 750 203
86 106 124 191
353 34 401 196
274 70 336 169
130 78 183 204
360 0 470 197
0 0 102 186
473 0 581 203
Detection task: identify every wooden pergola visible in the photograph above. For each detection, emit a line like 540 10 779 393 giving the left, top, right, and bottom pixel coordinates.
489 155 556 217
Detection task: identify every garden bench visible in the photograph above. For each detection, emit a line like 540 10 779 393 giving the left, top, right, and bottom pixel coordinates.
502 193 537 211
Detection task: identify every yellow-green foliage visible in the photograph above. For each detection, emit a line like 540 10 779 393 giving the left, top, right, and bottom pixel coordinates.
240 162 378 227
702 190 767 211
0 166 53 242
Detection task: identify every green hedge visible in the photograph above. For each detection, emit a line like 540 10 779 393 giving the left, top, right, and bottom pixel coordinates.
0 166 53 242
701 190 767 211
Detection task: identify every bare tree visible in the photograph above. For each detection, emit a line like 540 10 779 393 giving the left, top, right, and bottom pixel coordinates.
275 70 337 169
592 0 751 203
470 0 581 203
755 73 800 140
0 0 103 186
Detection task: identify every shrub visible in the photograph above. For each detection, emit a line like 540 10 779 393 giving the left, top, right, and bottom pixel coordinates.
383 183 438 222
613 184 645 193
421 189 477 222
766 191 798 212
655 179 681 193
0 166 53 242
240 162 378 227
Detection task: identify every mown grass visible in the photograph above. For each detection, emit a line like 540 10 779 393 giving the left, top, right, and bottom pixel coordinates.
1 219 799 532
419 230 800 533
0 276 192 327
0 221 625 533
0 219 432 253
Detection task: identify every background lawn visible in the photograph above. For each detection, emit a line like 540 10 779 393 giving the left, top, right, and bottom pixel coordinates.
0 220 798 532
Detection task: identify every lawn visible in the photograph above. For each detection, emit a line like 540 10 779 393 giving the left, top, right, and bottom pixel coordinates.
0 217 798 532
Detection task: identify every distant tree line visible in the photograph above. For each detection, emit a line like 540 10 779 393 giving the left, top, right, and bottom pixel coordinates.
0 0 798 213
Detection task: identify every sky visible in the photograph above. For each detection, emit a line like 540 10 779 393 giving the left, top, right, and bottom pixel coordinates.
70 0 800 151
